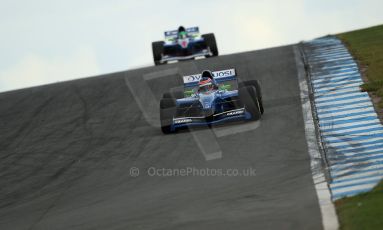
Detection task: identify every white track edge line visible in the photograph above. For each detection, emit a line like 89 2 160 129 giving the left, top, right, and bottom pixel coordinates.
295 46 339 230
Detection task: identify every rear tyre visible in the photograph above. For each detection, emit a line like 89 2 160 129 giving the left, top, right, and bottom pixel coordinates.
202 33 218 57
160 98 176 134
239 80 264 114
239 86 261 121
162 89 184 99
152 41 164 66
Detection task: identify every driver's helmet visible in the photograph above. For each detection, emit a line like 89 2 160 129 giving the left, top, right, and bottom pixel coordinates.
178 26 187 39
198 70 217 93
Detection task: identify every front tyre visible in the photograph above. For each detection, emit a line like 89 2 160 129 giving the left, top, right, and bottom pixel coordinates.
239 80 264 114
152 41 165 66
239 86 261 121
202 33 218 57
160 98 176 134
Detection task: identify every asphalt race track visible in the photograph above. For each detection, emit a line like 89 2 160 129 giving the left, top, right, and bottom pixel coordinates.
0 45 323 229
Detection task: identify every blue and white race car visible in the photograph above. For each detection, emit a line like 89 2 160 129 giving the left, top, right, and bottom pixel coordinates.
159 69 264 133
152 26 218 65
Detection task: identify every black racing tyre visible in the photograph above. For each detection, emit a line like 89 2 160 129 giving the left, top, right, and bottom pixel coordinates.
239 80 264 114
162 89 184 99
202 33 218 57
160 98 176 134
152 41 164 66
238 86 261 121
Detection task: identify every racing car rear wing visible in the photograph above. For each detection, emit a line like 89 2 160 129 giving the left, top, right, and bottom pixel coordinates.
182 69 238 96
164 27 200 40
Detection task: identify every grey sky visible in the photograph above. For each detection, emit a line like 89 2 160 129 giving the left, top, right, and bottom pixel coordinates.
1 0 382 92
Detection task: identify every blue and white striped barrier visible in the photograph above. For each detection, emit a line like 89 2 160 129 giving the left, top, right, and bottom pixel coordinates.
303 36 383 200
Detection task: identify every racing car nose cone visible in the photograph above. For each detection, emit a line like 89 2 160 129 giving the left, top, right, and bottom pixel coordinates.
181 41 188 48
202 102 212 109
203 109 214 117
199 93 215 109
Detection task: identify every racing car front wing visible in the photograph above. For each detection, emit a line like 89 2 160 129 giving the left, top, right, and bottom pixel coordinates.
171 108 251 131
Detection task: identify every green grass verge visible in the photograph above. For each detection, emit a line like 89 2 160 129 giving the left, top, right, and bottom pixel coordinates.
335 181 383 230
338 24 383 107
336 24 383 229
